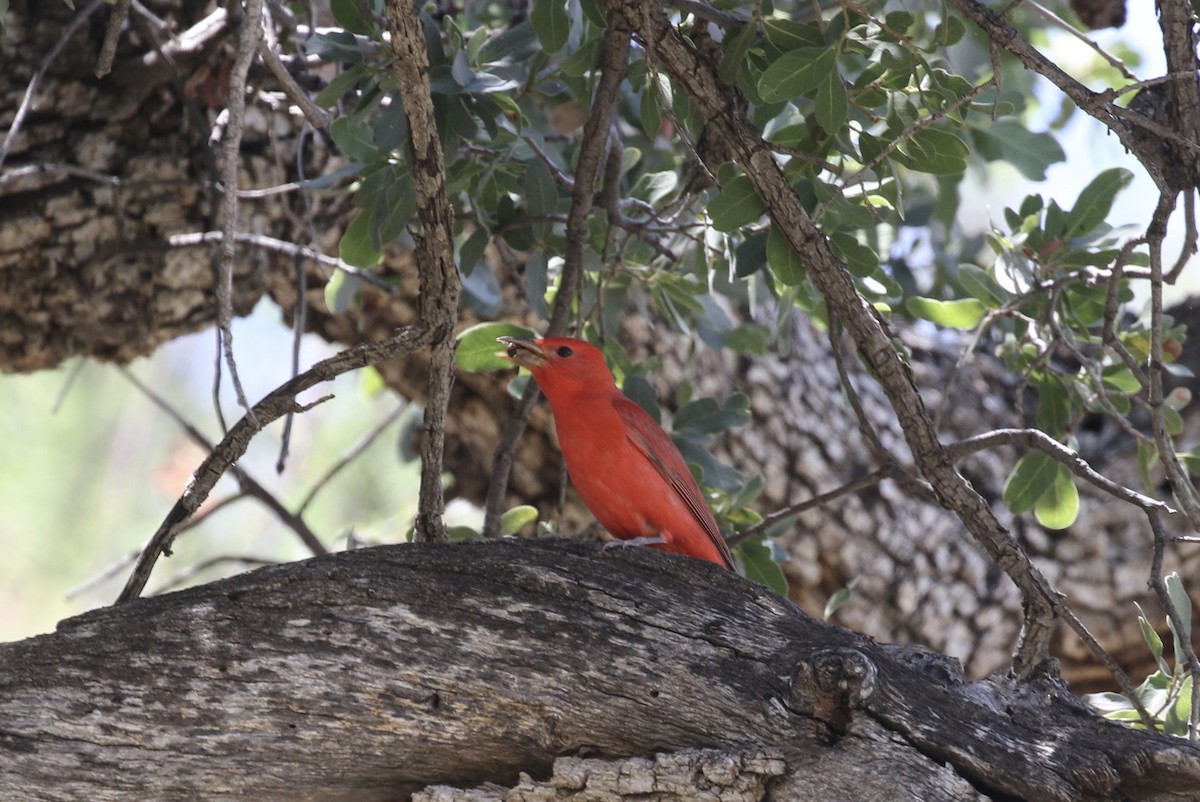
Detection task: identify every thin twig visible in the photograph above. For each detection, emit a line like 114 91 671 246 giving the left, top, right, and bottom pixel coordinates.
296 404 409 515
116 325 434 603
255 37 332 129
120 368 328 557
152 555 279 594
730 468 891 546
213 0 266 428
944 428 1173 513
1025 0 1135 80
166 231 395 290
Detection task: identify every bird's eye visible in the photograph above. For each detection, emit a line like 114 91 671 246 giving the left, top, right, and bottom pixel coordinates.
556 346 573 358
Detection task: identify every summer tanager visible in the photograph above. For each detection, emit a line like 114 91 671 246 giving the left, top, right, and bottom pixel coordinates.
497 336 734 570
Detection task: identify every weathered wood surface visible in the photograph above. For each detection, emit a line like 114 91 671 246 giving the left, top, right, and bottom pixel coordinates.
1 541 1197 801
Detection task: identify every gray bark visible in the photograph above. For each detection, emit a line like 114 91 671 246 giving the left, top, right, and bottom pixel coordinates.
1 541 1197 802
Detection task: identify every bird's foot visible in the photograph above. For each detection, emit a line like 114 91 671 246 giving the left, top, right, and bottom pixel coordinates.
603 535 667 551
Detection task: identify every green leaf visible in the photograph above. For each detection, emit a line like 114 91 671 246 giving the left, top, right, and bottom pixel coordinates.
1035 464 1078 529
766 225 806 285
458 227 489 276
723 324 770 355
970 121 1065 181
1003 452 1058 514
455 322 538 371
531 0 571 54
631 171 678 205
478 20 539 64
370 170 415 248
829 231 879 278
958 263 1010 307
639 80 661 138
901 128 969 176
561 36 601 77
906 297 987 329
1165 571 1192 661
330 116 378 164
757 48 835 103
623 374 661 422
524 248 548 320
323 270 363 315
823 579 857 620
719 22 757 84
1178 448 1200 476
1166 675 1193 736
814 70 848 132
1101 364 1142 394
1064 167 1133 240
708 174 765 232
762 18 823 51
736 537 788 595
525 158 558 241
1136 603 1172 677
673 395 750 434
1035 373 1071 437
338 210 382 268
500 505 539 536
315 65 369 108
331 0 371 34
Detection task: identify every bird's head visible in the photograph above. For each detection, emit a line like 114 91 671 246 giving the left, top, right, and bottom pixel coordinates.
496 336 617 399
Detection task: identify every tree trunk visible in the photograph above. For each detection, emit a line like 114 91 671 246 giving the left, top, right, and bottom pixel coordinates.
1 542 1197 802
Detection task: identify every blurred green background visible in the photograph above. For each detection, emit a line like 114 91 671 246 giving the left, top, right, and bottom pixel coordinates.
0 301 448 643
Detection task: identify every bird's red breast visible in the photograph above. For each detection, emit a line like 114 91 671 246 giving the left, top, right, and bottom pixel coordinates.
498 336 734 569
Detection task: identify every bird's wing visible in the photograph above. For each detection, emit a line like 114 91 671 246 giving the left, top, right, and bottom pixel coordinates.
612 396 735 568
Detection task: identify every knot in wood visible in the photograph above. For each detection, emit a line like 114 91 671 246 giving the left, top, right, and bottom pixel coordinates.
790 648 877 739
811 648 877 701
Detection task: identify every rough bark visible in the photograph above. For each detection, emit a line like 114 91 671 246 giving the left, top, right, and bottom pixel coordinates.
2 541 1197 802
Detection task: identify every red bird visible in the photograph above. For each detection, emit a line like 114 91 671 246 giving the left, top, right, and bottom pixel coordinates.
498 336 734 570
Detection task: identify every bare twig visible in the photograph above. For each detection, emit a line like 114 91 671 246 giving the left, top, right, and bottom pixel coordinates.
944 428 1172 513
214 0 266 425
256 37 332 129
95 0 133 77
153 554 279 594
116 325 434 603
120 369 328 558
1025 0 1135 80
296 404 409 516
730 468 891 547
166 230 395 290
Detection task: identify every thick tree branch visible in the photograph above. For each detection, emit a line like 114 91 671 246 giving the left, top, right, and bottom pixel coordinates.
5 542 1199 802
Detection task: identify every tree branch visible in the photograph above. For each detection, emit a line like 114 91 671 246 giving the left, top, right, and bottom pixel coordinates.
599 0 1064 677
9 542 1200 801
116 326 434 602
385 0 464 543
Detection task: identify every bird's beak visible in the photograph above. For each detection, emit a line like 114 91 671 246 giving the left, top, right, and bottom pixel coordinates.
496 336 549 369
